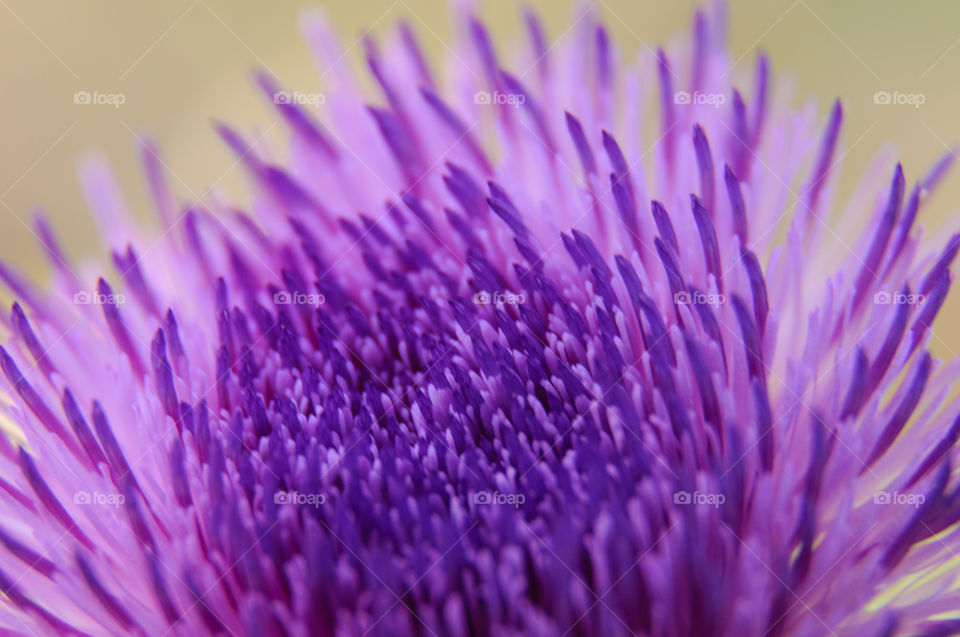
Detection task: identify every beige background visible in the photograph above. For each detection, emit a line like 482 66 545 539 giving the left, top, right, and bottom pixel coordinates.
0 0 958 354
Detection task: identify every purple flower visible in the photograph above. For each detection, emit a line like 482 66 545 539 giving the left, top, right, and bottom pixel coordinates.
1 5 959 636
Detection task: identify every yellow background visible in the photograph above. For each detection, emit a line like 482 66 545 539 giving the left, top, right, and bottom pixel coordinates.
0 0 958 354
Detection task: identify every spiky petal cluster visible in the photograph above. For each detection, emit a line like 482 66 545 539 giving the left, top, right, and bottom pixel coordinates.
1 4 960 636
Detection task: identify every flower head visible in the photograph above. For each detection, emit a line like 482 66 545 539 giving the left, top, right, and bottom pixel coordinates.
1 4 959 636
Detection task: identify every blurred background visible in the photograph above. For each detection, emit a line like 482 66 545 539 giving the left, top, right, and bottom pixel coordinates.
0 0 958 353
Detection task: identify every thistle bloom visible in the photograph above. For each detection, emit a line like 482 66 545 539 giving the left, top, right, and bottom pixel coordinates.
2 3 960 636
